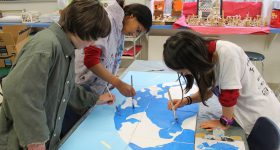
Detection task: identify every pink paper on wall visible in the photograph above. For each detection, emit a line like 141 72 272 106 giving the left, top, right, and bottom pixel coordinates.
182 2 262 18
223 2 262 19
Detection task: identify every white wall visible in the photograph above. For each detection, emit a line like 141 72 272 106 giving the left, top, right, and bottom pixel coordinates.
0 2 57 14
148 33 280 83
0 0 150 14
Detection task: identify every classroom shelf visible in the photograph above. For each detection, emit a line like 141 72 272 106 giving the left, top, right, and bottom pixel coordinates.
122 33 144 60
0 22 279 35
0 22 51 28
269 27 280 34
151 25 173 30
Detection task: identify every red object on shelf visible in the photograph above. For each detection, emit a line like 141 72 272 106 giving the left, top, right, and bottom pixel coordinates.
270 9 280 28
183 2 197 17
183 2 262 19
173 15 270 35
223 2 262 19
122 45 142 56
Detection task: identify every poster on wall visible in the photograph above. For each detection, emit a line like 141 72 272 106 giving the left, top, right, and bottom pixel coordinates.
153 0 165 18
172 0 183 17
197 0 222 18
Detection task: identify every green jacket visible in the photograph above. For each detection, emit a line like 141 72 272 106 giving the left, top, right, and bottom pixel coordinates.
0 23 99 150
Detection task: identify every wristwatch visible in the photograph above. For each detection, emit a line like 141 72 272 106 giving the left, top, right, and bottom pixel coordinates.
219 116 234 126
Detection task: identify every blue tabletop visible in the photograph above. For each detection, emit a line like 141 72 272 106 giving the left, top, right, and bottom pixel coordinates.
59 71 199 150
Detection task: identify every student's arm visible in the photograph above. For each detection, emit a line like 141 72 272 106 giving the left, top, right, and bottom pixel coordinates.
88 63 135 97
84 46 135 97
68 84 115 114
68 84 99 113
169 90 213 110
83 46 120 87
222 106 235 122
3 53 50 148
219 89 239 120
199 89 239 131
199 106 234 131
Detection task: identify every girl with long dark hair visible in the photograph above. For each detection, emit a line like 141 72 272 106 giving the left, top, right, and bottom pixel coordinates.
163 31 280 135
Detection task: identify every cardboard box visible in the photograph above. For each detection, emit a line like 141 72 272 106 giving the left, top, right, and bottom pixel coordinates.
0 25 30 67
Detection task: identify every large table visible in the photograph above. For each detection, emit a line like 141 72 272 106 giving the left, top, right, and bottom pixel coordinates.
58 60 248 150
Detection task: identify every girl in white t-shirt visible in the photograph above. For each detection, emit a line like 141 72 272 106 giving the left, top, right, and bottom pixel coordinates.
163 31 280 135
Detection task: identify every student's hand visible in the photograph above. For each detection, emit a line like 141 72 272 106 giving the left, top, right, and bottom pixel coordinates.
97 93 115 105
27 143 46 150
199 120 229 131
167 98 188 110
116 81 136 97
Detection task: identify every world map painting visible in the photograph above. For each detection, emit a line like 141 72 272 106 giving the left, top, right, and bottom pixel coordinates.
59 71 199 150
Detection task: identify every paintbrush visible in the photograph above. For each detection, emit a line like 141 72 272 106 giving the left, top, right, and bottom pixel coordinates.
106 85 120 114
131 75 135 109
168 88 178 123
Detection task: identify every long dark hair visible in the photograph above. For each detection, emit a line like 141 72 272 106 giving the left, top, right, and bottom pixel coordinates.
124 3 152 32
163 31 216 106
59 0 111 41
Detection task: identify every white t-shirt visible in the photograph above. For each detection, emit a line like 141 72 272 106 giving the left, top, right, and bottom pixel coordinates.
214 40 280 134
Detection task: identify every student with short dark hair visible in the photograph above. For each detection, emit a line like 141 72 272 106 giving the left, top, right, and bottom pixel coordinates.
163 31 280 135
0 0 114 150
75 0 152 97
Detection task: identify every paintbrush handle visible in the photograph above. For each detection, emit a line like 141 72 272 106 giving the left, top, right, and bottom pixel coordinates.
106 86 112 97
131 75 135 109
131 75 133 87
106 85 120 113
167 89 178 120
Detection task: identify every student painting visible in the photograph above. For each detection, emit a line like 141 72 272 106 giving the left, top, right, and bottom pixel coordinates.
0 0 114 150
163 31 280 135
75 0 152 97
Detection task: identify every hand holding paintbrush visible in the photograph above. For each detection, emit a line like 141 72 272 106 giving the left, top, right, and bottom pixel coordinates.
106 85 120 113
